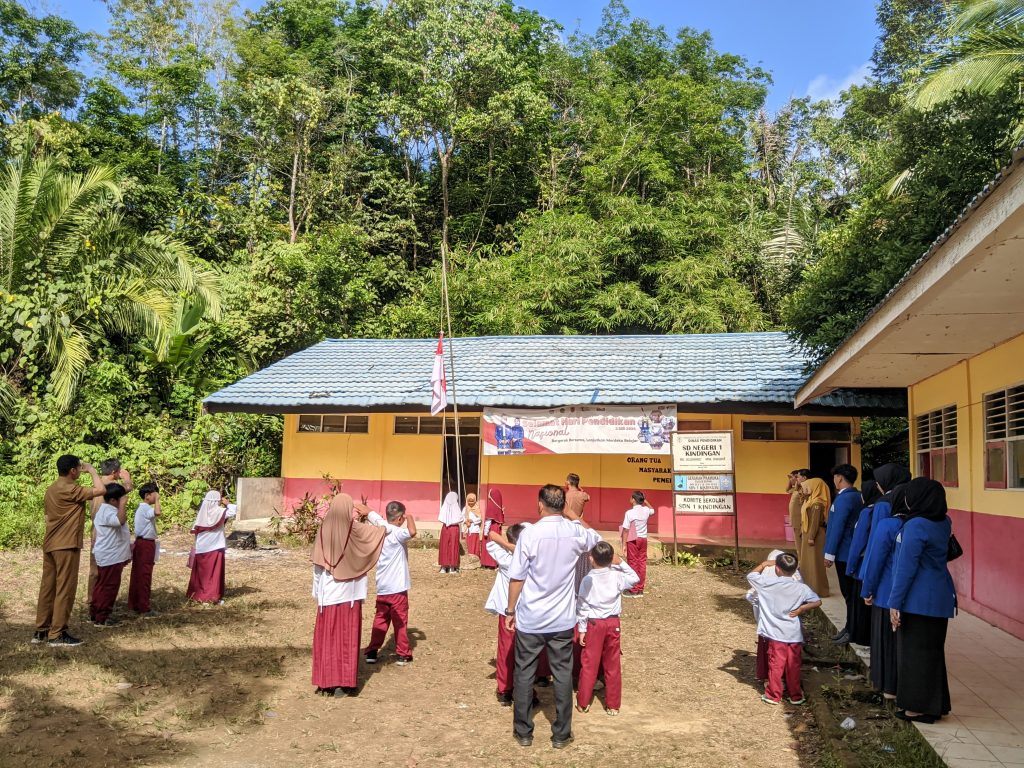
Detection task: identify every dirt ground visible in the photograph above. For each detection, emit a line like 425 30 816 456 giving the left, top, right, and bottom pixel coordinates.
1 537 821 768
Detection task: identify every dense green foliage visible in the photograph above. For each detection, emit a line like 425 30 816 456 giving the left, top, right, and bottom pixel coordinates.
0 0 1019 543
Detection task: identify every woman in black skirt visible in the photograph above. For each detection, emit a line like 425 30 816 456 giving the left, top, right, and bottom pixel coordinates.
888 478 957 723
860 464 912 698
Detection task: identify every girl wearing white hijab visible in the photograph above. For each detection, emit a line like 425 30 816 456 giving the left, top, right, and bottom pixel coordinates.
186 490 237 603
437 491 462 574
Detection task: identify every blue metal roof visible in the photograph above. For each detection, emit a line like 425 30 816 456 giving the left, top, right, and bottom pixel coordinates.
202 333 904 413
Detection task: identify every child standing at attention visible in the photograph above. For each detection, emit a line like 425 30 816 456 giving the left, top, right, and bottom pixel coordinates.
365 501 417 665
127 483 161 617
620 491 655 596
90 483 132 626
576 541 638 715
484 523 526 705
747 553 821 705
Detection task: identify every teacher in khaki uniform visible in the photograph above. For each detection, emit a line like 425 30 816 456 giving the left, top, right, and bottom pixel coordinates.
34 455 105 647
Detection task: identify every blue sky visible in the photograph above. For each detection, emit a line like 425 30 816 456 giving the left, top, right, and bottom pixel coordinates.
58 0 879 111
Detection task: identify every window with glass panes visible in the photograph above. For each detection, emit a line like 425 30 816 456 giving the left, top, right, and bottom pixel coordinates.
984 385 1024 489
914 406 958 487
393 416 480 435
296 414 370 433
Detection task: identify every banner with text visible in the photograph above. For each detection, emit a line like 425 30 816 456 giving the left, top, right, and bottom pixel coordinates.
482 405 678 455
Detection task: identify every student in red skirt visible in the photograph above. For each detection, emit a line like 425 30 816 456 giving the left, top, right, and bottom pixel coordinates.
478 489 505 570
311 494 386 697
186 490 236 604
620 491 655 596
484 523 526 705
463 493 482 559
127 483 161 617
438 492 462 573
90 483 132 626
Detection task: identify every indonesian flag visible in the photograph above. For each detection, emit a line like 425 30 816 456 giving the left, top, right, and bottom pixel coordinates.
430 334 448 415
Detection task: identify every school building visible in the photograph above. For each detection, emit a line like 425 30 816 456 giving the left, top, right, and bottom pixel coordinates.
797 147 1024 640
203 332 899 542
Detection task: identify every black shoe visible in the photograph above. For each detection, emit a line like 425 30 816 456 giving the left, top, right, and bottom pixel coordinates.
551 735 574 749
514 735 533 747
365 649 378 664
47 632 83 647
535 675 552 687
896 710 936 724
31 630 48 644
93 618 121 628
832 630 850 645
497 691 514 707
396 655 413 666
331 687 358 697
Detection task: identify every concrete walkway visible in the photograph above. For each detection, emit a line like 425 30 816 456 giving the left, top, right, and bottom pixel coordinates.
820 569 1024 768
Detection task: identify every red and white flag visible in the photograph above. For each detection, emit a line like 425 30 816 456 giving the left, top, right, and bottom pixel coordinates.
430 334 448 415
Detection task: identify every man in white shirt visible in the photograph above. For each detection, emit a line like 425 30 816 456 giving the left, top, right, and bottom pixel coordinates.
365 501 417 665
505 484 602 749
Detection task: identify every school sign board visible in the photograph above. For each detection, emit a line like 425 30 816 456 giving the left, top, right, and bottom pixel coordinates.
674 493 736 515
670 431 733 472
673 473 734 492
482 405 677 456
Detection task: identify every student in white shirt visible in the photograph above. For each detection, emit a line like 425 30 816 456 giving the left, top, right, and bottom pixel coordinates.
185 490 237 604
127 483 161 617
311 494 386 697
575 541 638 715
747 553 821 706
364 501 417 665
505 484 602 749
90 483 132 626
484 522 526 705
745 549 802 683
463 493 482 558
620 491 656 596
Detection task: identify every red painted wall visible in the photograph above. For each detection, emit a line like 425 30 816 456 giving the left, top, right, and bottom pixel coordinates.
955 508 1024 640
283 477 440 519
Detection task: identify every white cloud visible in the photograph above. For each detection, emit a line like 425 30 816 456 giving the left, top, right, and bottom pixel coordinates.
806 62 872 103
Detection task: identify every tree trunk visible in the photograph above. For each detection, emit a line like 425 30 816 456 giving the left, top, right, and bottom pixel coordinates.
288 136 301 245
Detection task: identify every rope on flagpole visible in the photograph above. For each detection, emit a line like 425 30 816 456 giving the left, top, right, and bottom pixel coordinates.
439 240 465 502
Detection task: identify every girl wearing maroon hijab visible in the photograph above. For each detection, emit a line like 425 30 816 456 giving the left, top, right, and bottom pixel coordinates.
478 489 505 570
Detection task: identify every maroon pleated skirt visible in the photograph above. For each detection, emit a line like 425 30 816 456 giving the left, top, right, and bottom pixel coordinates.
467 532 480 556
478 522 501 568
438 524 461 568
186 549 225 603
312 601 363 689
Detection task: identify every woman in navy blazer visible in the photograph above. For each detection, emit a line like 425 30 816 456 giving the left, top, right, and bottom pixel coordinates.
888 477 956 723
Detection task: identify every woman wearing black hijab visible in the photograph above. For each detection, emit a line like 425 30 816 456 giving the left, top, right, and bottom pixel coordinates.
888 477 957 723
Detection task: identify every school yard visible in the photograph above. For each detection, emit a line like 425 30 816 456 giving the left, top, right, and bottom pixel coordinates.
0 538 923 768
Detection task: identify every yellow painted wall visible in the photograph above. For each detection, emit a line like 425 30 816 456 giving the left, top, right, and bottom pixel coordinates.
282 412 465 483
910 332 1024 518
478 412 860 495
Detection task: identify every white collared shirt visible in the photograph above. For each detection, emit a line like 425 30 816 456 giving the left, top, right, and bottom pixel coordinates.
195 503 237 554
621 504 655 539
484 541 515 615
133 502 157 540
312 565 368 607
576 561 639 632
367 511 412 595
93 503 132 567
508 516 603 633
746 570 820 643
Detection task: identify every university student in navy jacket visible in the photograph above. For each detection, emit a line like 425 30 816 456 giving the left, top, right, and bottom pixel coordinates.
859 463 912 698
889 477 956 723
823 464 863 644
842 480 880 646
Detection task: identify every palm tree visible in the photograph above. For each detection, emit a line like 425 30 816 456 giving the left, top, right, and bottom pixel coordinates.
0 149 220 414
913 0 1024 118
